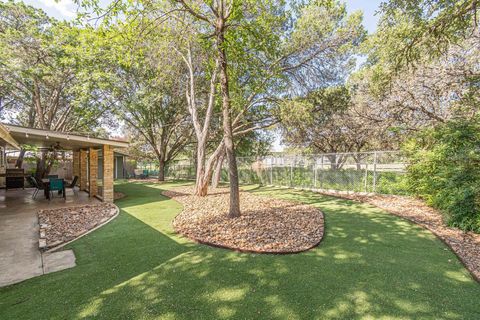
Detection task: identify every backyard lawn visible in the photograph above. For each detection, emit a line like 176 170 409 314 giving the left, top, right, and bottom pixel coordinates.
0 181 479 319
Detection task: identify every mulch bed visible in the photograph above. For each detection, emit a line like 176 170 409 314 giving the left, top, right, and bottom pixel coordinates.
317 190 480 282
164 187 324 253
38 203 117 250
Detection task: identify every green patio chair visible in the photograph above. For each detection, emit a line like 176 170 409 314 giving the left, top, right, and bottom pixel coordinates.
49 178 65 200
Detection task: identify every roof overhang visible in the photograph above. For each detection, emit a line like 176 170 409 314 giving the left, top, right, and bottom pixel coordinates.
0 123 21 150
2 124 129 150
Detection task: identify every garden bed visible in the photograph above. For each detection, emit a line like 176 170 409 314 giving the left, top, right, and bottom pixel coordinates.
317 190 480 282
164 187 324 253
38 203 118 251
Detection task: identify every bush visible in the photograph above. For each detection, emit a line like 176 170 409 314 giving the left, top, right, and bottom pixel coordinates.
404 118 480 233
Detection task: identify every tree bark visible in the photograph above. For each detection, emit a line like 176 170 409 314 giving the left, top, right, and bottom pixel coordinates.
195 140 224 196
35 151 48 180
158 160 166 181
216 18 241 218
195 139 209 196
212 149 225 188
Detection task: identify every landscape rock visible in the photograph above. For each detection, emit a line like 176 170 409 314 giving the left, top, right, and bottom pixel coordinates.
38 203 117 250
165 187 324 253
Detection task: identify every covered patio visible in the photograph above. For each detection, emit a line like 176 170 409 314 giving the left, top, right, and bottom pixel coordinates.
0 124 129 202
0 124 128 287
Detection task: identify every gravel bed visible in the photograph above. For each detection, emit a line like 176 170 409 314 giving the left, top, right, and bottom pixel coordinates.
165 187 324 253
317 190 480 282
38 203 117 249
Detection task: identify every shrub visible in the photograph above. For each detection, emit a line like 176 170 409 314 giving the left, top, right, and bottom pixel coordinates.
404 117 480 233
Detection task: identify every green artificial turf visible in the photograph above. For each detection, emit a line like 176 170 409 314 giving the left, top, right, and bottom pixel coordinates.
1 181 479 319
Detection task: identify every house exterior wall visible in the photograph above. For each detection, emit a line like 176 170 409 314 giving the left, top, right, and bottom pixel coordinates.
102 145 114 202
89 148 98 197
99 154 124 180
79 149 88 191
115 156 125 179
73 151 80 178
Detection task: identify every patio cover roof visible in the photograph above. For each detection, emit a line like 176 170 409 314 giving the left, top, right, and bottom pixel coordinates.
0 123 20 149
0 124 129 150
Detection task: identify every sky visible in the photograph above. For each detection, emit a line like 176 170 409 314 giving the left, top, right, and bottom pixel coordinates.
17 0 384 152
21 0 383 34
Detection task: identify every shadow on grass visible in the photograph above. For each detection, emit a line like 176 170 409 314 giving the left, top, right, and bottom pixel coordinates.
0 181 479 319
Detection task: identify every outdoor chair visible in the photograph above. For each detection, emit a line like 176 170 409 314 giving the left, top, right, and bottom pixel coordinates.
49 178 65 200
65 176 79 195
47 175 59 179
27 176 43 199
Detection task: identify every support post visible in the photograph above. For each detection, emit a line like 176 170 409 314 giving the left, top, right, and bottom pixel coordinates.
314 159 317 189
79 149 88 191
72 150 80 179
89 148 98 197
102 145 114 202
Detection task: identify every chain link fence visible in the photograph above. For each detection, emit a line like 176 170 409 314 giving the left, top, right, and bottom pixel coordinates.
165 151 408 195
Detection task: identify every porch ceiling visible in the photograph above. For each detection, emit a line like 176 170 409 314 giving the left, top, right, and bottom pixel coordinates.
0 123 20 150
2 124 129 150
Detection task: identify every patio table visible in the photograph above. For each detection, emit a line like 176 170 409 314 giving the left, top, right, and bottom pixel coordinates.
41 179 66 200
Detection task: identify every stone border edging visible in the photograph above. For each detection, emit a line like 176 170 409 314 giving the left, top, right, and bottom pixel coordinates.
173 226 325 255
164 190 325 254
41 204 120 253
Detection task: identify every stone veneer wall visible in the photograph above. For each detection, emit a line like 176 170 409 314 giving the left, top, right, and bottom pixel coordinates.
79 149 88 191
72 151 80 178
102 145 114 202
89 148 98 197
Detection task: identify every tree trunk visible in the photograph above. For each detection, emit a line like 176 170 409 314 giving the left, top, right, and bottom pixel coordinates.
212 149 225 188
15 149 26 169
216 20 241 218
158 160 166 181
35 151 48 181
195 139 209 196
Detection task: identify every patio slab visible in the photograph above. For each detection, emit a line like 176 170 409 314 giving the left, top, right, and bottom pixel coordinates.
43 250 76 274
0 188 99 287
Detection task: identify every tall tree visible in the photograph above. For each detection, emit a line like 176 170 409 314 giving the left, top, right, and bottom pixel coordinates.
0 1 110 177
351 0 480 140
172 0 364 217
89 22 194 181
280 86 387 168
75 0 364 217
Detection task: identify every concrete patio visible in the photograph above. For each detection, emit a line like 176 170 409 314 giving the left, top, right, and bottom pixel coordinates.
0 188 100 287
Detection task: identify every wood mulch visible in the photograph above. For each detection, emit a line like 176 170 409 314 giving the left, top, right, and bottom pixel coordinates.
164 187 324 253
316 190 480 282
38 203 117 250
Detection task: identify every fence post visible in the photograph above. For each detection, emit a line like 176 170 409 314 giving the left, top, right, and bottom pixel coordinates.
313 159 317 189
364 160 368 192
270 158 273 185
320 155 324 189
373 151 378 193
290 158 293 187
